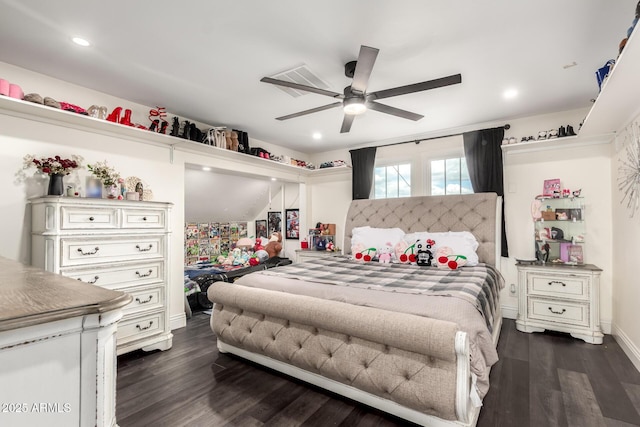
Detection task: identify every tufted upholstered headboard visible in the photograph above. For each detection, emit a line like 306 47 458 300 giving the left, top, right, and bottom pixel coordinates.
343 193 502 266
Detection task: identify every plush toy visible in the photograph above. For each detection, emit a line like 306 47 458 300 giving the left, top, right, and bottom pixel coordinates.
248 256 260 266
397 241 417 264
326 241 335 252
255 249 269 263
377 242 393 264
436 246 468 270
265 232 283 258
415 238 435 267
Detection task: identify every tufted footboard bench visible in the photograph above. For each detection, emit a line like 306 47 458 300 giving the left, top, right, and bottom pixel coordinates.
210 282 479 426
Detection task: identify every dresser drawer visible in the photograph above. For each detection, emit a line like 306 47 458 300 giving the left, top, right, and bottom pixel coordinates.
117 312 164 345
122 209 166 229
63 261 163 289
123 285 164 315
529 273 588 300
61 206 118 229
61 236 164 267
528 297 589 327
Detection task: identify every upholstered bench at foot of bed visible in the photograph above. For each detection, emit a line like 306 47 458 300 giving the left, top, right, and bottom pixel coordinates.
209 282 475 424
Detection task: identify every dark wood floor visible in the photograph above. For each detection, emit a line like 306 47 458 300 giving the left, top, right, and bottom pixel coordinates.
116 313 640 427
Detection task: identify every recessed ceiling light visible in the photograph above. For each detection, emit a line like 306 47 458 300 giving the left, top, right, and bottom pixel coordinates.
271 177 277 181
312 132 322 140
503 89 518 100
72 37 91 47
202 166 211 171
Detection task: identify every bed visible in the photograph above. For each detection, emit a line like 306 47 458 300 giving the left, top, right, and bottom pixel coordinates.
208 193 503 426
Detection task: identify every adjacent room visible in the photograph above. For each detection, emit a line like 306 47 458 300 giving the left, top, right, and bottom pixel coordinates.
1 1 640 426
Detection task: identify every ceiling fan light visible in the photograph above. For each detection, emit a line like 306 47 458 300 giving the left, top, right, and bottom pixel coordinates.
343 98 367 115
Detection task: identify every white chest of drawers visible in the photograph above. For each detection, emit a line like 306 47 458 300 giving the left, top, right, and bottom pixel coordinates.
515 263 603 344
30 196 173 355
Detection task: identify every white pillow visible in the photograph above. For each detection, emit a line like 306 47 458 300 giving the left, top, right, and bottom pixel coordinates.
403 231 479 266
351 226 406 251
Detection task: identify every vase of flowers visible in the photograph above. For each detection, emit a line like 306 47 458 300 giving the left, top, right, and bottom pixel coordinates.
23 154 83 196
87 161 121 199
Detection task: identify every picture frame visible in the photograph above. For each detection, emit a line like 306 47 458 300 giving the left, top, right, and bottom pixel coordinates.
285 209 300 239
543 178 561 197
267 211 282 236
255 220 267 239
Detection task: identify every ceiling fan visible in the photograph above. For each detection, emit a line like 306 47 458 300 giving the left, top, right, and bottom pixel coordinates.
260 45 462 133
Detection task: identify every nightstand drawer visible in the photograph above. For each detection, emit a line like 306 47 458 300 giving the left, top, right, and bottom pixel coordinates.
117 312 164 344
61 236 164 267
528 297 589 327
529 274 588 300
61 206 118 229
63 261 163 289
122 209 166 229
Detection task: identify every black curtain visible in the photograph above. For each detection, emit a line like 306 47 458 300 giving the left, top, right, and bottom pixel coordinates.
462 127 509 257
349 147 377 200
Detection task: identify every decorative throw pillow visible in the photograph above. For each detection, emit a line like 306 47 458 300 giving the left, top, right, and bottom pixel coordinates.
351 226 405 252
403 231 479 266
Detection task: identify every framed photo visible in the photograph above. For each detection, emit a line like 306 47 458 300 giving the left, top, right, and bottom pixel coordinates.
285 209 300 239
543 179 561 197
255 220 267 239
267 211 282 236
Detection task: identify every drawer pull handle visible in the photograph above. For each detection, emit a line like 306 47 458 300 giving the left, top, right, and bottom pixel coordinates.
89 216 95 221
548 280 566 287
142 216 147 221
548 307 566 315
77 247 100 256
77 275 99 284
135 269 153 278
135 295 154 304
135 244 153 252
136 321 154 331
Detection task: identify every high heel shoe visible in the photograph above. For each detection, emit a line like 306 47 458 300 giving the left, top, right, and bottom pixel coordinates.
120 109 133 126
170 117 180 137
106 107 122 123
149 119 159 132
159 120 169 134
181 121 191 139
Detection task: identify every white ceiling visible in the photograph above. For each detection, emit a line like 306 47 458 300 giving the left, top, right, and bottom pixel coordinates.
0 0 636 154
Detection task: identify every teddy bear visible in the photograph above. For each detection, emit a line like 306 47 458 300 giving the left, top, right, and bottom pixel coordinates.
415 238 435 267
264 232 283 258
377 242 393 264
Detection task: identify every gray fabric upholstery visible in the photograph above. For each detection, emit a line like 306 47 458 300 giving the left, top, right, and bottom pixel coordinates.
211 282 459 420
343 193 498 266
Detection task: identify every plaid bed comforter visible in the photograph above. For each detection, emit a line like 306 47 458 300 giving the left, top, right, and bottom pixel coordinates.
258 256 504 333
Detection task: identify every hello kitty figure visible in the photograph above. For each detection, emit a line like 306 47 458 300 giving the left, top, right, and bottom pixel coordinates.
378 242 393 264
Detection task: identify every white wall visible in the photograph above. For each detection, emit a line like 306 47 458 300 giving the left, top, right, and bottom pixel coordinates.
611 115 640 370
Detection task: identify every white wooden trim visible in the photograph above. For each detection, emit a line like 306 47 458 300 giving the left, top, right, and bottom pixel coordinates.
170 312 187 330
612 323 640 373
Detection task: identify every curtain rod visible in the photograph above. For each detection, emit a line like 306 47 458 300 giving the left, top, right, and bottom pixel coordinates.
376 124 510 149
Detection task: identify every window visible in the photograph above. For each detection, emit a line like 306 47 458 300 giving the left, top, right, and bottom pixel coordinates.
430 157 473 195
374 164 411 199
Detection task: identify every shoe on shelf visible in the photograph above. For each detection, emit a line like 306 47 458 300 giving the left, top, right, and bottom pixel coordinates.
0 79 9 96
170 117 180 137
566 125 576 136
120 109 133 126
43 97 61 109
558 126 566 138
159 120 169 134
181 121 191 139
8 83 23 99
24 93 44 104
149 119 159 132
106 107 122 123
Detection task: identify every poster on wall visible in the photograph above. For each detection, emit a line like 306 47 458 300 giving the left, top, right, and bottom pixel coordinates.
267 211 282 236
255 220 267 239
285 209 300 239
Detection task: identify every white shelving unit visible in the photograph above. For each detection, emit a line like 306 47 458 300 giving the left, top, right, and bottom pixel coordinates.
502 24 639 155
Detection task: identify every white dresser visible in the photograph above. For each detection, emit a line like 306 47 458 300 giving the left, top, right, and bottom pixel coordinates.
516 263 603 344
30 196 173 355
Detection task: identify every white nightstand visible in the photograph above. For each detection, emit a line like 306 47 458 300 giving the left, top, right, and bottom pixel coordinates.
295 249 339 263
516 262 603 344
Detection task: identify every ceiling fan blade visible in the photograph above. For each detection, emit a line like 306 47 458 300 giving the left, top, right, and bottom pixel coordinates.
350 45 379 94
369 73 462 100
261 77 343 98
340 114 356 133
367 101 424 121
275 102 342 121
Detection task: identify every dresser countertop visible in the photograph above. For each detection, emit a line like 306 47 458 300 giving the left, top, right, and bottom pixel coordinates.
0 256 131 332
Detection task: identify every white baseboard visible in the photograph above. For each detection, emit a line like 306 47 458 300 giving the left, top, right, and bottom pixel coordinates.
612 324 640 373
501 304 518 320
170 312 187 330
601 319 612 335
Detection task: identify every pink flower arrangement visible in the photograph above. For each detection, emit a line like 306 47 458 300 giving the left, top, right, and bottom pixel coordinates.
23 154 83 176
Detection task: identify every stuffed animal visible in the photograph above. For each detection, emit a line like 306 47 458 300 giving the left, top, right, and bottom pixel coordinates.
377 242 393 264
326 241 335 252
397 241 417 264
436 246 468 270
352 243 376 262
415 238 435 267
265 232 283 258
